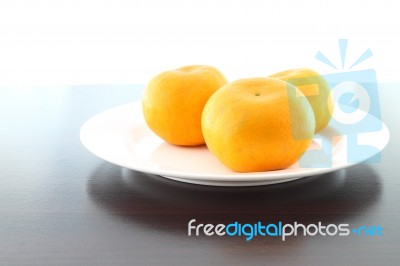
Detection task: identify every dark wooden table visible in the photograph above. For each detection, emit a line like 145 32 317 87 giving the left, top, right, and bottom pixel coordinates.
1 84 399 265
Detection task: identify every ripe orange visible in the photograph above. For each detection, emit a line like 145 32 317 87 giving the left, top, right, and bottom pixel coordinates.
269 68 334 133
202 78 315 172
142 65 227 146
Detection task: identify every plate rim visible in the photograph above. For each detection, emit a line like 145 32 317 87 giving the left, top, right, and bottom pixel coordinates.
80 101 390 183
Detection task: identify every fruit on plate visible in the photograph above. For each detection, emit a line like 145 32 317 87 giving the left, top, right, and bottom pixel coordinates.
269 68 333 133
142 65 227 146
202 77 315 173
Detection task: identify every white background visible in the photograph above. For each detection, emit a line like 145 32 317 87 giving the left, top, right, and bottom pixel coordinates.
0 0 399 85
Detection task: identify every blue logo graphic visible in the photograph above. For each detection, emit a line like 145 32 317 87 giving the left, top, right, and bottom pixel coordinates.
352 225 383 236
289 39 382 168
188 219 383 241
339 93 359 112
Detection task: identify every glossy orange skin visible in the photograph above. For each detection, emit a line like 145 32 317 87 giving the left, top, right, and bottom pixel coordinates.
142 65 227 146
269 68 334 133
202 78 315 173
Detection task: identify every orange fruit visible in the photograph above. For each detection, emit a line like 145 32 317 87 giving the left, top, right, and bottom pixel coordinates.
142 65 227 146
202 78 315 172
269 68 334 133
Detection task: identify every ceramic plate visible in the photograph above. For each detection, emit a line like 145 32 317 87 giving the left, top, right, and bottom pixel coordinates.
80 101 390 186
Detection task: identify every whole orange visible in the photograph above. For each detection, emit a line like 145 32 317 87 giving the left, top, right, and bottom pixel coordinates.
202 78 315 172
269 68 334 133
142 65 227 146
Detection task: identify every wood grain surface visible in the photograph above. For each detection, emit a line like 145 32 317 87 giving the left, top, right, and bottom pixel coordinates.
0 85 399 265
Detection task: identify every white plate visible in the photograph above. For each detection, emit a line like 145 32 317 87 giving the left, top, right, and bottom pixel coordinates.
80 101 390 186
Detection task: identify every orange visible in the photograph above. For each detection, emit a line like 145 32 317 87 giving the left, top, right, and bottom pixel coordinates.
142 65 227 146
269 68 334 133
201 78 315 172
